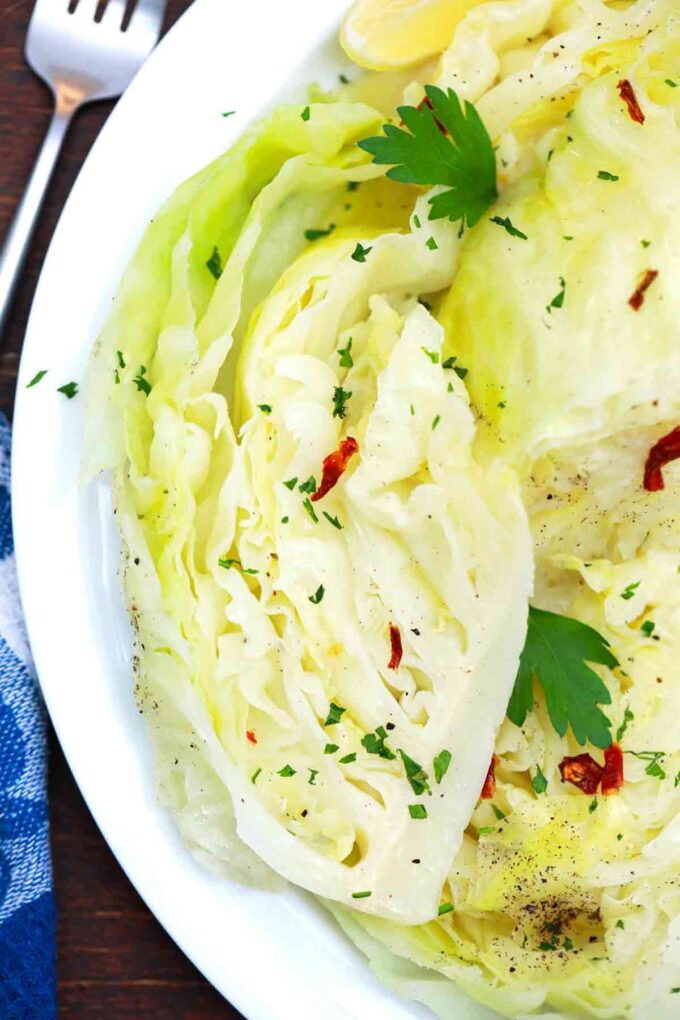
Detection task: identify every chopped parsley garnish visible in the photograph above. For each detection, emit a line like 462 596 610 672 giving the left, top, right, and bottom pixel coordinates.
497 400 507 408
352 890 371 899
221 111 235 118
338 337 354 368
431 414 441 431
454 364 468 380
641 239 651 248
675 771 680 788
281 516 289 524
399 750 431 796
616 919 625 929
408 803 428 819
532 764 548 794
620 581 640 600
438 902 454 915
626 749 666 779
324 702 346 726
339 73 350 84
347 181 360 192
359 85 497 227
26 370 47 388
546 276 566 314
433 749 452 784
426 236 438 250
413 214 421 228
361 725 396 760
597 170 620 181
309 584 325 604
616 705 634 742
277 764 296 777
442 356 456 369
283 477 298 490
322 511 343 530
308 769 319 785
303 498 319 523
57 381 78 399
257 403 272 414
640 620 655 637
324 743 339 754
206 246 223 279
563 937 575 951
447 382 454 392
301 105 310 121
116 350 126 368
351 242 372 262
218 558 258 575
508 607 617 748
492 804 506 820
490 215 527 240
133 366 151 395
298 476 317 494
421 347 439 364
339 752 357 764
563 235 574 241
589 797 598 813
478 825 496 835
332 385 352 419
665 79 678 88
251 767 262 784
305 224 335 242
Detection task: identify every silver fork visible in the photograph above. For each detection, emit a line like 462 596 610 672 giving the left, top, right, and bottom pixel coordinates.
0 0 168 335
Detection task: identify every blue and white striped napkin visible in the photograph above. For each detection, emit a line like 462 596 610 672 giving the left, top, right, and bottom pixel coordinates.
0 414 56 1019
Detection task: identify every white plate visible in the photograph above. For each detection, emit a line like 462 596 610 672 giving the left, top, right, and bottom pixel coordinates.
10 1 434 1017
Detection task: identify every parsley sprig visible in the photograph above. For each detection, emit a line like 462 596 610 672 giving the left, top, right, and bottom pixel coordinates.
508 607 617 748
359 85 497 228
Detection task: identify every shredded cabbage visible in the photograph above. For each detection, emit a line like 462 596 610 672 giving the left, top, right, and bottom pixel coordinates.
85 0 680 1015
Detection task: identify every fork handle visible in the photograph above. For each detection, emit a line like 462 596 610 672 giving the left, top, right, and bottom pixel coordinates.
0 107 74 339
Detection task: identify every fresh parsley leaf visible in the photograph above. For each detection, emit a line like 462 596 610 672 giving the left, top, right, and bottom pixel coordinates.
221 111 236 118
589 796 598 813
490 215 527 240
301 105 311 121
442 356 457 369
251 767 262 784
507 607 616 748
351 242 371 262
26 370 47 388
218 558 258 575
257 403 272 414
277 764 296 777
309 584 325 604
339 73 350 84
478 825 496 835
332 386 351 419
206 246 223 279
324 743 339 754
597 170 619 181
399 750 431 796
641 239 651 248
338 337 353 368
298 476 317 494
116 350 126 369
361 725 396 760
339 752 357 764
620 581 640 601
303 498 318 523
347 181 360 192
352 890 371 899
438 902 454 915
283 477 298 490
57 381 78 399
640 620 655 636
492 804 506 820
421 347 439 364
433 749 452 784
546 277 566 314
426 236 438 250
431 414 441 431
322 511 343 530
308 768 319 785
454 364 468 380
532 764 548 794
132 367 151 395
665 79 678 88
324 702 346 726
616 705 634 742
305 224 335 242
408 803 428 819
359 85 497 227
626 750 666 779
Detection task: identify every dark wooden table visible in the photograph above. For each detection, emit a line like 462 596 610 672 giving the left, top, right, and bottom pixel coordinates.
1 2 241 1015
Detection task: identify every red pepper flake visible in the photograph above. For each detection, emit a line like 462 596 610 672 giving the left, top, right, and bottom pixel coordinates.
628 269 658 311
311 436 359 502
558 753 604 795
480 755 498 800
601 742 624 796
246 730 257 745
388 623 403 670
643 424 680 492
617 79 645 124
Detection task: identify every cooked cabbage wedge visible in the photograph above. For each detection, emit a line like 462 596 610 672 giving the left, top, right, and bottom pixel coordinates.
86 0 680 1015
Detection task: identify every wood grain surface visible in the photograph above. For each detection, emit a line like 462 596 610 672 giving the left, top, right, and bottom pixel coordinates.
1 1 241 1015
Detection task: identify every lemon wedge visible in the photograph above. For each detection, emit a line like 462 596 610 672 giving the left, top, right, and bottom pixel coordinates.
340 0 485 71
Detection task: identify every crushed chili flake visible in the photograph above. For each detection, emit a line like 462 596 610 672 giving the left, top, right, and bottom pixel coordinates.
643 424 680 492
628 269 658 311
601 742 624 796
388 624 403 671
246 730 257 744
617 79 645 124
558 753 603 795
480 755 499 800
311 436 358 502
